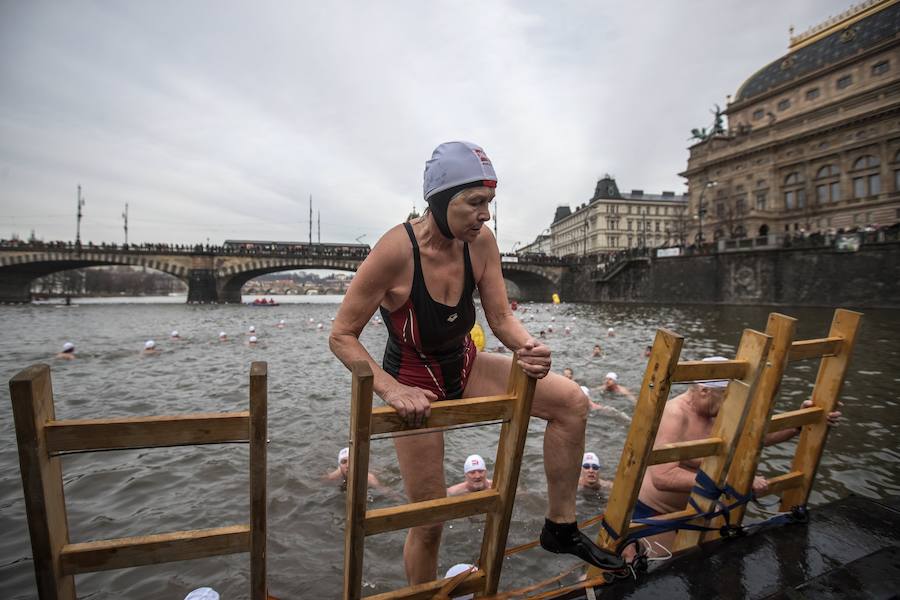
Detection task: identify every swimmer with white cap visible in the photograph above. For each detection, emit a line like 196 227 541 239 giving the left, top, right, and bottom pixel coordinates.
184 588 219 600
443 563 476 600
142 340 159 355
170 330 180 340
578 451 613 491
581 384 631 422
447 454 493 496
323 446 385 491
276 319 286 329
218 331 228 342
248 335 258 346
602 372 636 404
248 325 256 334
55 341 76 360
607 327 615 337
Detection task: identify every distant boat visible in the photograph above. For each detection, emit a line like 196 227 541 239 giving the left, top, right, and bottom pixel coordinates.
249 298 280 306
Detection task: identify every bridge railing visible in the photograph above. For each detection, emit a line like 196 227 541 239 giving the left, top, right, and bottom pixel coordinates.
0 241 372 259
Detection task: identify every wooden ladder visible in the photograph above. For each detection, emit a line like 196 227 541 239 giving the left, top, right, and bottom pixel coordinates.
8 362 269 600
705 307 863 539
588 325 772 576
343 357 536 600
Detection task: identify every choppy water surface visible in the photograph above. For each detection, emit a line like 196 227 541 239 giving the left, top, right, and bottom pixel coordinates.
0 296 897 599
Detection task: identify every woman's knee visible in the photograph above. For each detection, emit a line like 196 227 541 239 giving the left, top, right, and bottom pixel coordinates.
563 380 590 421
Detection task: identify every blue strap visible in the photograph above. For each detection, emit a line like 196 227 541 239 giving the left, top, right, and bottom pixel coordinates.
600 517 620 540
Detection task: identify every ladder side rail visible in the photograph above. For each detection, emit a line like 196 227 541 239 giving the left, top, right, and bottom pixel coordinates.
780 309 863 510
672 328 771 553
587 328 683 579
249 362 268 600
705 313 797 539
343 361 375 600
9 364 76 600
479 356 537 595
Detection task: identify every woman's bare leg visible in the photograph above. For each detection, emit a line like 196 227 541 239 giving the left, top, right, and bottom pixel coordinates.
393 431 446 583
462 351 588 522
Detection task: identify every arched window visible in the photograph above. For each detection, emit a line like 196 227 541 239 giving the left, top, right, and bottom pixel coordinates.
851 154 881 198
815 164 841 203
783 171 806 210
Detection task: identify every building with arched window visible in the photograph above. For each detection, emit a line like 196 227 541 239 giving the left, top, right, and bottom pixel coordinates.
681 0 900 240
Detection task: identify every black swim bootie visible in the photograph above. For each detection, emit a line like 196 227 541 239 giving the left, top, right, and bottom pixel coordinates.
539 519 626 571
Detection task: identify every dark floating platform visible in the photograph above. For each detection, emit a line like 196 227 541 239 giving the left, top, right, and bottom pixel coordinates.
557 495 900 600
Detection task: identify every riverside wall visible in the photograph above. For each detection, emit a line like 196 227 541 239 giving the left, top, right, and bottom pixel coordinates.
559 242 900 308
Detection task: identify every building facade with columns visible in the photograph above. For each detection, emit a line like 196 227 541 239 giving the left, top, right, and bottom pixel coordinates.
682 0 900 242
542 176 687 257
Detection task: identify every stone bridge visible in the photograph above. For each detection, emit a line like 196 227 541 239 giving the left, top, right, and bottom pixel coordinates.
0 245 568 303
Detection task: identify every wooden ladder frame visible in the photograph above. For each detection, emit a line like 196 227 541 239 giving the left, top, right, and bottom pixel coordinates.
343 357 536 600
588 325 772 575
708 308 863 534
8 362 268 600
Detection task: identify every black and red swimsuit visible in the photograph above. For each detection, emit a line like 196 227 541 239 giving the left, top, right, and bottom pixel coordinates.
380 222 477 401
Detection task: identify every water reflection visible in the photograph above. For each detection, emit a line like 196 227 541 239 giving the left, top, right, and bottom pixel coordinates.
0 298 897 598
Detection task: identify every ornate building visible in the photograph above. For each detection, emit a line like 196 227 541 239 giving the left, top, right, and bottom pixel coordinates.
682 0 900 242
543 176 687 257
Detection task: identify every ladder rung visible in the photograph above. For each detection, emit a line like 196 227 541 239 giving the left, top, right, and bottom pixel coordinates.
364 489 500 536
788 337 842 362
371 395 515 435
59 525 250 575
767 406 824 432
672 360 748 383
45 413 250 454
364 569 485 600
759 471 805 497
649 437 723 465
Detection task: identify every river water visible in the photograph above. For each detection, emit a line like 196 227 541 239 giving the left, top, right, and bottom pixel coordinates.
0 296 897 599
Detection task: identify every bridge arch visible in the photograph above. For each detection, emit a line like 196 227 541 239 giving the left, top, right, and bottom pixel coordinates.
215 258 362 303
499 264 562 302
0 251 191 302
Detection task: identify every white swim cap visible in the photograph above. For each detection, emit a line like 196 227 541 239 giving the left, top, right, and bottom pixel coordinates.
249 335 258 343
699 356 729 388
62 342 75 352
249 325 256 332
582 452 600 467
339 447 349 463
219 331 226 338
444 563 475 600
464 454 486 474
184 588 220 600
605 372 618 382
580 385 591 399
171 330 179 337
608 327 615 332
144 340 155 349
279 319 285 324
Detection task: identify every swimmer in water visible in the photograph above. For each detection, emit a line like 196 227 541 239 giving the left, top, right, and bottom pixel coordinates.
644 345 652 358
142 340 160 355
55 342 76 360
218 331 228 342
170 330 180 341
248 335 258 346
277 319 286 329
447 454 493 496
582 385 630 422
601 372 636 404
248 325 256 336
592 344 602 358
443 564 476 600
607 327 615 337
324 447 385 491
578 452 613 492
562 367 574 380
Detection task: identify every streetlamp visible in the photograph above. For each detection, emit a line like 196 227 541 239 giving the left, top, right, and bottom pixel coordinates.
511 241 521 253
75 185 85 246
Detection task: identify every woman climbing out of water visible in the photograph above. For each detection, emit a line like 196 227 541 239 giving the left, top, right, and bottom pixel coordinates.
329 141 625 585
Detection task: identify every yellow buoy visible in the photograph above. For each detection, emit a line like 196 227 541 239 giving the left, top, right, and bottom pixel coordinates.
551 293 561 304
470 323 486 351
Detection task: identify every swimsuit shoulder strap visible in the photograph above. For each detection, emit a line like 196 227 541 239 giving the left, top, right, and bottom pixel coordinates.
463 242 475 289
402 221 425 294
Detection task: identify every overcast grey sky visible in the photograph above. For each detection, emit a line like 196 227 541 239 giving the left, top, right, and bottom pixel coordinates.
0 1 852 250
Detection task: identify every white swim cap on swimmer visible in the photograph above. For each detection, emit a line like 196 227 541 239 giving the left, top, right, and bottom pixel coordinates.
444 564 475 600
62 342 75 352
464 454 486 474
580 385 591 399
699 356 729 388
171 330 179 337
582 452 600 467
339 447 349 463
249 325 256 332
423 141 497 201
249 335 258 343
219 331 226 338
145 340 155 349
607 327 615 332
184 588 220 600
605 372 618 382
279 319 285 324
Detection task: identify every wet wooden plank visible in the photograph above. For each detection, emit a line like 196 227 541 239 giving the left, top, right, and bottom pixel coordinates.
767 406 824 432
370 395 514 435
365 489 500 536
672 360 748 384
649 437 723 466
787 337 841 362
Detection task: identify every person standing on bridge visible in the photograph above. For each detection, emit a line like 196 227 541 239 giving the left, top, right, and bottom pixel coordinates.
330 140 624 586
